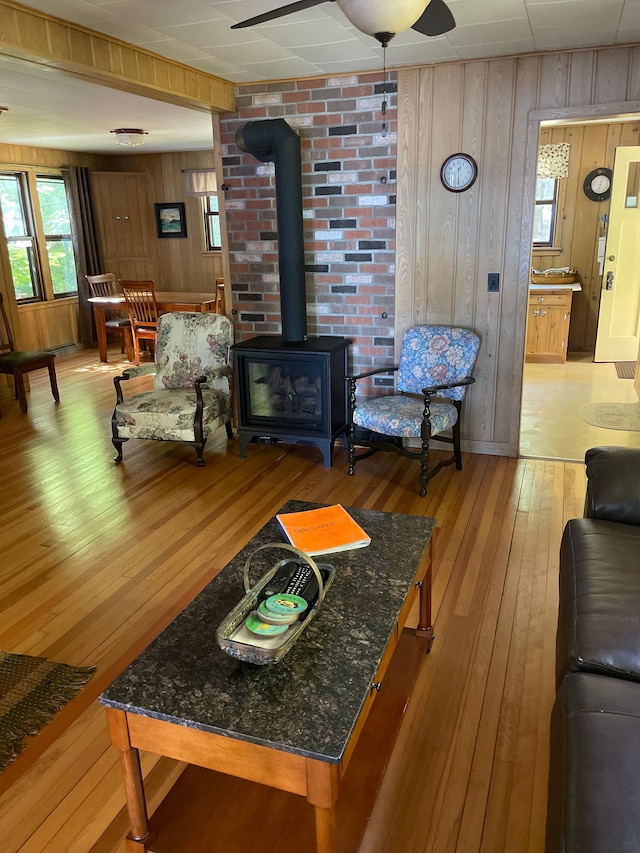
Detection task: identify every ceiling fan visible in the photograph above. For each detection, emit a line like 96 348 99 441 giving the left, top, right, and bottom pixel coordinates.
231 0 456 48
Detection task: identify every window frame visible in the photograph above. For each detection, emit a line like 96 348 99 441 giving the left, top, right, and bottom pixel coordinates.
0 171 43 302
202 194 222 252
35 174 77 299
533 177 560 249
0 167 78 304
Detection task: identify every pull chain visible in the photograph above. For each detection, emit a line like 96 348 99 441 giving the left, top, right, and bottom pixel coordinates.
381 44 387 138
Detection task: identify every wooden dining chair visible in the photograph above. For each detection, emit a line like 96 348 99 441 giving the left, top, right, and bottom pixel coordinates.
85 273 133 361
120 281 159 365
0 292 60 414
214 277 226 315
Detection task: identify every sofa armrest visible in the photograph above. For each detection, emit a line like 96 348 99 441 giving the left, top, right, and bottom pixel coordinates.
584 446 640 525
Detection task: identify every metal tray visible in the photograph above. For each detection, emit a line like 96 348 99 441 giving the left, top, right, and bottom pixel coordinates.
215 543 335 665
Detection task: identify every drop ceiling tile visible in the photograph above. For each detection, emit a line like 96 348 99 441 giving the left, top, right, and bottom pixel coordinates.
449 0 528 26
92 0 222 28
240 57 325 79
456 37 536 59
533 22 618 50
448 18 533 47
387 41 463 65
527 0 624 27
134 38 211 62
8 0 118 25
247 18 356 50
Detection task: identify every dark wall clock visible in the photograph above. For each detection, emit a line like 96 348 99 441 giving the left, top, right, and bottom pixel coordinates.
440 153 478 192
583 167 613 201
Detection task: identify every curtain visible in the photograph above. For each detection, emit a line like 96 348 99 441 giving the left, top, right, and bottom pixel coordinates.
63 166 103 344
184 169 217 196
537 143 571 179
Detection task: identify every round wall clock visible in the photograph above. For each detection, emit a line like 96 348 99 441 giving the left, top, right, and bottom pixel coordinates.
440 153 478 192
583 167 613 201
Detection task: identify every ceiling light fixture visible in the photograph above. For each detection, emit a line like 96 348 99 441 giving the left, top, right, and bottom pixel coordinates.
110 128 148 147
337 0 429 45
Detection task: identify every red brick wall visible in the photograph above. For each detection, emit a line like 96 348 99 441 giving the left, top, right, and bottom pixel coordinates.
219 71 397 380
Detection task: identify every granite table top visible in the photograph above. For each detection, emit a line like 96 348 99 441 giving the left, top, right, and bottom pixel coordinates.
99 502 435 764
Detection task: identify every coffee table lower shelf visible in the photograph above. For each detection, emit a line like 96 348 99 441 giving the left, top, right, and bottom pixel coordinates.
113 629 429 853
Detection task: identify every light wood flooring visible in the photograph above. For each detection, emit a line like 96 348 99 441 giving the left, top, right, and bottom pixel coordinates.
0 346 587 853
520 353 640 460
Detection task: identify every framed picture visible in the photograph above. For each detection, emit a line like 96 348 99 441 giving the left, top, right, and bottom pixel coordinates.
154 202 187 238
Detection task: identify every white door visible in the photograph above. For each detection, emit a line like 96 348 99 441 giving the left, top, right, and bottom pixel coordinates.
594 146 640 362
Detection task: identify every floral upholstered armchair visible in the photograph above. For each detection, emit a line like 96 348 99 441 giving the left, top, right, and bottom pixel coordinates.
346 325 480 496
112 312 234 466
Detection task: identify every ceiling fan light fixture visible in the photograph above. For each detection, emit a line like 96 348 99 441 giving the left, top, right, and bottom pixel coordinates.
111 128 148 147
336 0 429 37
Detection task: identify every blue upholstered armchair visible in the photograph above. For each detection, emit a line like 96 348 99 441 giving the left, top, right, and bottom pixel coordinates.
346 325 480 496
112 312 234 466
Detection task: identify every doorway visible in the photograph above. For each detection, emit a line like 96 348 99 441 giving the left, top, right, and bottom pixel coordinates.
519 111 640 461
520 354 640 460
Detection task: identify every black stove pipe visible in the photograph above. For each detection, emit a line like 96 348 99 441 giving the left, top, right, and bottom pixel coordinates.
236 118 307 343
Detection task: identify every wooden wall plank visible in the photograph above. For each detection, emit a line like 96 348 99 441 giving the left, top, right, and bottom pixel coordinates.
396 44 640 457
594 47 632 103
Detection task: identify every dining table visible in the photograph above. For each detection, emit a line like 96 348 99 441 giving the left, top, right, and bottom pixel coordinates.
88 291 218 363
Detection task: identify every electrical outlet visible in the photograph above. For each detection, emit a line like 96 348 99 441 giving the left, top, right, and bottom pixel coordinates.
488 273 500 292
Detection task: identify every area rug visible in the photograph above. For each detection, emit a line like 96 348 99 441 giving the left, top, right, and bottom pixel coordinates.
615 361 636 379
0 650 95 771
581 401 640 431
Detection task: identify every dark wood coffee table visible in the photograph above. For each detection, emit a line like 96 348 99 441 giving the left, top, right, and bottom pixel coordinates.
100 502 435 853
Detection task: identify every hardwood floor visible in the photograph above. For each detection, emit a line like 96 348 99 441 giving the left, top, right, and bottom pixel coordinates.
0 347 586 853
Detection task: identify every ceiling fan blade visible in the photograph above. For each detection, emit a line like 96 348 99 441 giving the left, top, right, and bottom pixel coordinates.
411 0 456 37
231 0 328 29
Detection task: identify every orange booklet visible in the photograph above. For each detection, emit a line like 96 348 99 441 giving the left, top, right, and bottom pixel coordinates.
276 504 371 556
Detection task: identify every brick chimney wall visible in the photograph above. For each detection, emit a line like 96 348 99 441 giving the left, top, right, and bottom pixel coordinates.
219 71 397 381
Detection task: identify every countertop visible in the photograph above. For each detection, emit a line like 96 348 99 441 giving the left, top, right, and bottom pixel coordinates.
99 501 435 764
529 282 582 292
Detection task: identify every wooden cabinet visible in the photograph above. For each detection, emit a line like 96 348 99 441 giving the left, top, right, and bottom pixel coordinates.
90 172 156 281
525 289 574 363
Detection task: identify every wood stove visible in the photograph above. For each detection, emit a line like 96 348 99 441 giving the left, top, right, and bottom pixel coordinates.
233 336 351 467
232 118 352 467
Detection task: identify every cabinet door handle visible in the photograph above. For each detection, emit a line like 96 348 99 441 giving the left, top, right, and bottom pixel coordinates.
533 309 539 316
537 296 544 302
540 309 547 316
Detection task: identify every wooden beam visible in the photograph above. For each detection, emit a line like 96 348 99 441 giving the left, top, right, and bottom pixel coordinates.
0 0 235 113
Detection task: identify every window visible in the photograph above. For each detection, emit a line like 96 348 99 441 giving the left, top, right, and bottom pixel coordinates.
203 195 221 251
36 176 76 297
0 173 40 300
0 170 77 302
533 177 558 247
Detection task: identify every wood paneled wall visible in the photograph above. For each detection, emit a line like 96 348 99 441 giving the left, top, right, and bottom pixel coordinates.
0 142 227 364
105 144 225 292
0 145 110 362
396 46 640 457
532 120 640 353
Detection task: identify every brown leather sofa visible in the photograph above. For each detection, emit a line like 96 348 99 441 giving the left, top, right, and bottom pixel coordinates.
546 445 640 853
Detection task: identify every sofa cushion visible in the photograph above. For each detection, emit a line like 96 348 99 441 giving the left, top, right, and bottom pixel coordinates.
556 517 640 685
546 672 640 853
585 445 640 526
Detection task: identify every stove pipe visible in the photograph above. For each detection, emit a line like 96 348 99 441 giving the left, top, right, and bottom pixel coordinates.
236 118 307 343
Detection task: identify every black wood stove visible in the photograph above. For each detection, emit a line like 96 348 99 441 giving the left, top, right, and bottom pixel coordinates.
231 118 351 468
233 335 351 467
